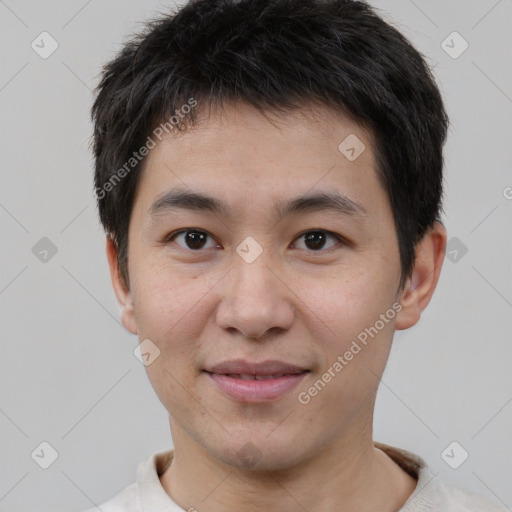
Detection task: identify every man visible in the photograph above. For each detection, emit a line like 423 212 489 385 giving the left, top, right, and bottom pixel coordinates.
86 0 504 510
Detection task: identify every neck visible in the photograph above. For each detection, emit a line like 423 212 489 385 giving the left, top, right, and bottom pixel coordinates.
160 420 417 512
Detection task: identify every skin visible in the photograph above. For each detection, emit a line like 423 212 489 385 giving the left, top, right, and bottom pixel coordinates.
107 101 447 512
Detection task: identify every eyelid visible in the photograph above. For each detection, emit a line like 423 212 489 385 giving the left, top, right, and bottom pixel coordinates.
165 228 207 242
291 229 347 250
165 228 220 247
165 228 349 252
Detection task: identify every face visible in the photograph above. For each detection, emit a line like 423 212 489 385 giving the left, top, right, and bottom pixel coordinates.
112 102 415 471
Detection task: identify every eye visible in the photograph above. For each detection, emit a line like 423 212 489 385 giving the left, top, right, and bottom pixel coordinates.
292 230 344 251
165 229 219 251
165 228 346 252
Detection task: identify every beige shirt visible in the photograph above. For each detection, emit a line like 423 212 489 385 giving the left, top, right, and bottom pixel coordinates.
83 444 506 511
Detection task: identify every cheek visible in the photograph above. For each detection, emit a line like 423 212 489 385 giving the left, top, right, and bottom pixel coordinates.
296 282 396 424
302 263 398 387
130 261 218 378
308 266 393 332
130 255 201 333
132 269 206 409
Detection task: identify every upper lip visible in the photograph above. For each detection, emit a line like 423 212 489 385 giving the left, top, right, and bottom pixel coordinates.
205 359 309 376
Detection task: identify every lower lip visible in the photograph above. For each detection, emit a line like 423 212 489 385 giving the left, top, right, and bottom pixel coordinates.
206 372 308 403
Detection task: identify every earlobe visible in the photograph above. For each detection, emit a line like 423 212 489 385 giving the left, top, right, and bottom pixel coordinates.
395 222 447 331
105 237 138 335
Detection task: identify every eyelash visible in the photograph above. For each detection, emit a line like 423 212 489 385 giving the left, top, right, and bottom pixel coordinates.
164 228 347 253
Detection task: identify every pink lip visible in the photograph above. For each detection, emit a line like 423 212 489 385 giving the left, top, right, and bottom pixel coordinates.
204 359 309 403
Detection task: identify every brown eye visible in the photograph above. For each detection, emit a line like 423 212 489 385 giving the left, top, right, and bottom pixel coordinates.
294 230 342 251
166 229 217 250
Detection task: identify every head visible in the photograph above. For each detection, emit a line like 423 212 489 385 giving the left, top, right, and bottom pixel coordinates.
91 0 448 470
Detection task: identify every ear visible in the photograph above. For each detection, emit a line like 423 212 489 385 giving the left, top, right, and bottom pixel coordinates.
395 222 447 330
106 237 138 335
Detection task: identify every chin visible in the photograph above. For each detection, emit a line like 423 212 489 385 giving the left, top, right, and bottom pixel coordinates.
206 431 312 472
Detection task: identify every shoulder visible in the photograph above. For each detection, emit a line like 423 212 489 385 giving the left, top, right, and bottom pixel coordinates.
79 449 176 512
400 468 506 511
80 483 138 512
375 443 506 512
437 480 507 512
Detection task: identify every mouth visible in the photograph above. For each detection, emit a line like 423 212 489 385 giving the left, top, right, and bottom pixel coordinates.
217 373 300 380
204 359 310 403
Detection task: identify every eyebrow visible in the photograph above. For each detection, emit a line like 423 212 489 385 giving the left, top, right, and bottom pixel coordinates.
149 188 367 220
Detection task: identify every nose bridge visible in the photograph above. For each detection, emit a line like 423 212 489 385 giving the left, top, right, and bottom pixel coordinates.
216 244 294 339
233 250 276 304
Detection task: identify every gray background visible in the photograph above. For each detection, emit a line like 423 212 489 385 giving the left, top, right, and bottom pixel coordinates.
0 0 511 510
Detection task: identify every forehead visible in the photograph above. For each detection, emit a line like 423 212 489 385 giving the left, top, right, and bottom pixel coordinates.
154 101 375 167
133 101 389 222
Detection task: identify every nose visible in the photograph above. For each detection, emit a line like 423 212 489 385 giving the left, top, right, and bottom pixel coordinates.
215 252 295 340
